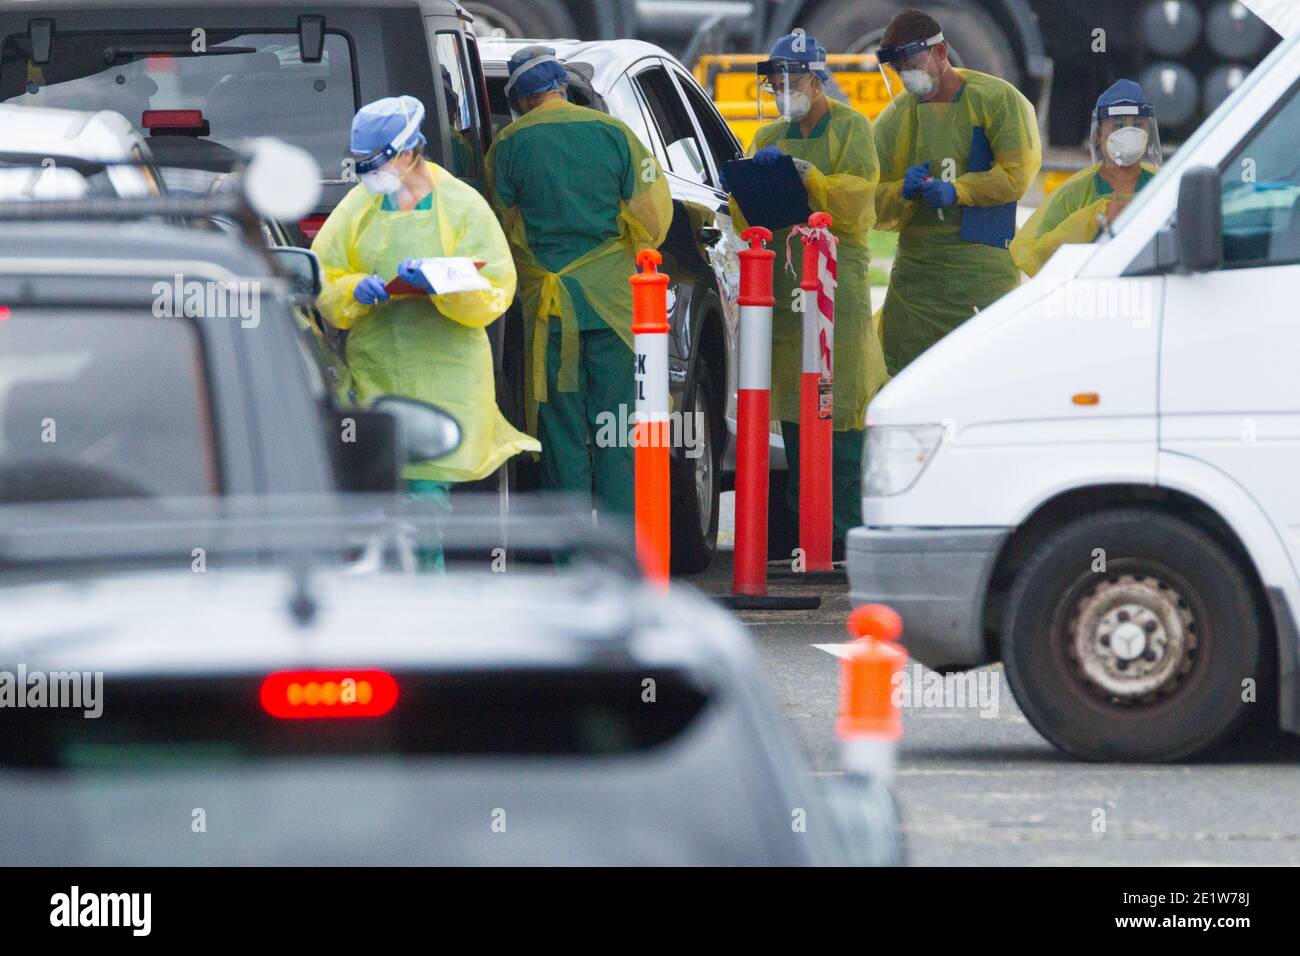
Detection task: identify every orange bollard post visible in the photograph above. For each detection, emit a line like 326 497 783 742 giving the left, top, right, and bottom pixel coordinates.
798 211 835 572
631 248 671 587
838 603 907 782
733 226 775 597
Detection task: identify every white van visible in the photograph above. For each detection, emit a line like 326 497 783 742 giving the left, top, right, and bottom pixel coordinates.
849 27 1300 762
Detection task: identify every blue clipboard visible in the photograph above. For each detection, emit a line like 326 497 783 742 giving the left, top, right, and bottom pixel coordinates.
959 127 1018 249
722 155 813 232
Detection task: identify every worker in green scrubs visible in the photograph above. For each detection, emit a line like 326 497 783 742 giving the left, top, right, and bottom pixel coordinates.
485 46 671 519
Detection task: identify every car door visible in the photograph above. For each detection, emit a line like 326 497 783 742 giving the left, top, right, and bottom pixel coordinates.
1160 78 1300 579
624 59 736 411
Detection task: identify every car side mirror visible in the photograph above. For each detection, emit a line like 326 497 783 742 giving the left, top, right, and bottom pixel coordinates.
327 408 401 492
1175 166 1223 274
271 247 322 305
370 396 462 464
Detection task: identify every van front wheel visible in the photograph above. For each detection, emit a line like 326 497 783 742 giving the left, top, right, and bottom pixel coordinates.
1001 509 1268 762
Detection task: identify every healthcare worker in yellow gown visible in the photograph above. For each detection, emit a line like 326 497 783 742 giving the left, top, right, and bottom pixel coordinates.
313 95 539 514
873 10 1041 374
1012 79 1161 277
725 32 888 549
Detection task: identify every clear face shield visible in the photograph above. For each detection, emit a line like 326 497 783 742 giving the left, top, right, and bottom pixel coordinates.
874 32 944 100
353 105 423 194
1090 103 1162 170
755 59 822 121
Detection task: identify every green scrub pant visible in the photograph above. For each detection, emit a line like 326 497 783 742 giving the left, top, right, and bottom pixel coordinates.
408 478 452 572
780 422 864 545
537 325 635 517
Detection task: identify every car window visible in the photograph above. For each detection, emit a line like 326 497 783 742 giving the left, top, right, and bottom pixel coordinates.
1221 83 1300 267
0 31 356 191
0 312 220 502
633 63 709 186
672 68 741 177
605 73 659 159
435 32 485 190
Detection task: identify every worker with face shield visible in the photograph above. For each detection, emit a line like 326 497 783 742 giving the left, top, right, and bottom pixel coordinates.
485 46 671 521
1012 80 1161 277
724 32 887 552
872 9 1042 375
312 95 538 553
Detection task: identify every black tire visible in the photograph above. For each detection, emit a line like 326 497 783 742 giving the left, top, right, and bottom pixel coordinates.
670 360 721 574
462 0 577 39
1001 509 1270 762
803 0 1023 90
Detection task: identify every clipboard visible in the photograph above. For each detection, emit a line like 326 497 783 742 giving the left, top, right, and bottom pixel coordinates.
385 258 487 296
721 155 813 232
959 127 1017 249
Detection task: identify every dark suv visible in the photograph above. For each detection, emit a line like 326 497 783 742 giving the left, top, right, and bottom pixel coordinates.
0 0 491 242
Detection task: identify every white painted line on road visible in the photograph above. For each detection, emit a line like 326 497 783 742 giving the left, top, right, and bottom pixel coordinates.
811 643 853 659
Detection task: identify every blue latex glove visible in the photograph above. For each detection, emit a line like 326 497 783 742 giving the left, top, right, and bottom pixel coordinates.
752 146 784 167
353 274 390 305
902 161 930 200
398 257 436 293
921 177 958 209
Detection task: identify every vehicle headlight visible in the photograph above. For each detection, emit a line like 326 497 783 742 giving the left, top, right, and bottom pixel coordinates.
862 424 944 497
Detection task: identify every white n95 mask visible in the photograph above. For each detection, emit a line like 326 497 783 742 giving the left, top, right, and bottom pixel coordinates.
900 69 935 98
1105 126 1149 167
777 89 812 120
360 168 403 195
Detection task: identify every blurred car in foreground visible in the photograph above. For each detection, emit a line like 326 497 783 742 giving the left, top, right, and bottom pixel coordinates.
0 161 442 505
0 496 902 865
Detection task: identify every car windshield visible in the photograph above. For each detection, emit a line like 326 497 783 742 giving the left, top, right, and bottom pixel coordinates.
0 31 355 191
0 311 220 503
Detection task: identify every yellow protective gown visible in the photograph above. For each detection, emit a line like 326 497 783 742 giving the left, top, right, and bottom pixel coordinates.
1011 163 1156 277
484 98 672 435
312 161 539 483
874 69 1041 373
729 99 888 430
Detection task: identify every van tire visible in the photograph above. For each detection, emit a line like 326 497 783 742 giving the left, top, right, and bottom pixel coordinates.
804 1 1023 91
1001 509 1267 762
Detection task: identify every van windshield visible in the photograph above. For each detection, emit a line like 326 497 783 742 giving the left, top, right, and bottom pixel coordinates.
0 31 356 192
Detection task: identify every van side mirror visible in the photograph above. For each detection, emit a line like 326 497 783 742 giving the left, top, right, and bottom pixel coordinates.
371 396 462 464
271 247 322 305
1175 166 1223 274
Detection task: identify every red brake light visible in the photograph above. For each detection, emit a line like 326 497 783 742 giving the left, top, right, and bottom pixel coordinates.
298 215 327 241
0 306 10 321
260 670 398 719
141 109 206 130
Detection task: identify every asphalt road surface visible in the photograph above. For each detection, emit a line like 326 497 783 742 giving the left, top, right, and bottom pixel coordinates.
687 496 1300 865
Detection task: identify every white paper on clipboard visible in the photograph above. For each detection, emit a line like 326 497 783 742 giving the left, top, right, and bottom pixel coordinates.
415 257 491 294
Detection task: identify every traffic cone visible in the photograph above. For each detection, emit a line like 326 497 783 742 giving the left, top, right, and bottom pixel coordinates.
838 603 907 783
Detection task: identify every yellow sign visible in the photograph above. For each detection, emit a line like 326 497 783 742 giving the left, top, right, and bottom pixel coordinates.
695 53 897 148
